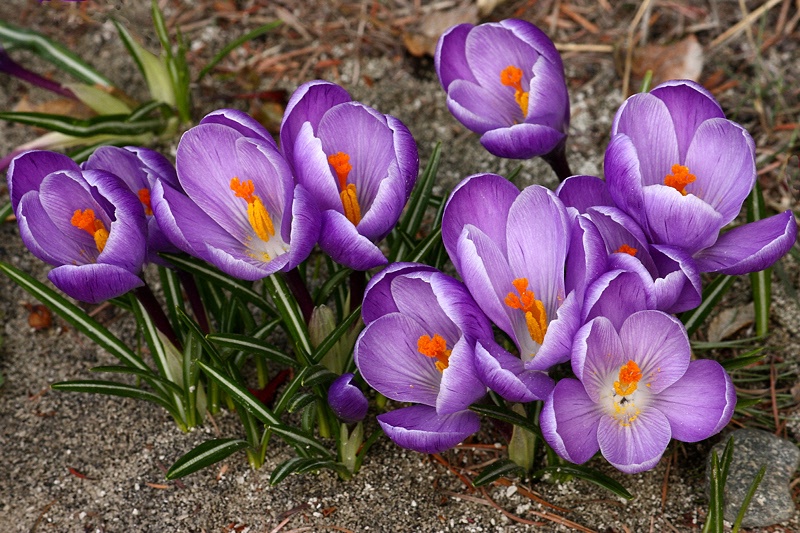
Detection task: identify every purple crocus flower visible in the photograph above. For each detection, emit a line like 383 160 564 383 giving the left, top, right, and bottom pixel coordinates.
442 174 601 372
605 80 797 274
434 19 569 160
150 110 320 281
280 80 419 271
354 263 491 453
83 146 181 265
328 373 368 424
541 310 736 474
7 150 147 303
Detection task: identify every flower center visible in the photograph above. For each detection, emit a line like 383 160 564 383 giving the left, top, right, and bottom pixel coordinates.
504 277 547 345
327 151 362 226
138 188 153 216
500 65 529 118
417 333 451 373
71 208 109 253
614 360 642 396
664 164 696 195
616 244 638 256
230 177 276 256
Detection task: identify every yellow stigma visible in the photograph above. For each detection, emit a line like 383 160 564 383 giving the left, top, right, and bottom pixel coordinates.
71 208 109 253
327 151 362 226
418 333 451 373
664 164 696 196
613 360 643 397
504 278 548 345
500 65 529 118
616 244 638 256
138 188 153 216
230 177 276 244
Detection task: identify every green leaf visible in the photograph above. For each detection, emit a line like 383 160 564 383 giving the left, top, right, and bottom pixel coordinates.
112 20 175 106
196 360 280 426
720 349 765 371
310 305 361 364
90 365 183 396
269 457 348 485
287 391 317 413
273 367 313 416
0 20 112 87
52 379 182 420
174 307 224 367
301 365 337 388
207 333 300 369
166 438 250 479
680 274 735 336
0 111 165 137
270 425 333 459
532 464 633 500
264 274 313 358
0 202 12 222
0 261 147 371
472 459 525 487
313 266 350 306
732 465 766 533
469 403 540 436
747 183 771 337
197 21 282 81
406 226 442 264
63 83 132 115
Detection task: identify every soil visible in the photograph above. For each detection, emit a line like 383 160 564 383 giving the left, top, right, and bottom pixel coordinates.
1 1 798 532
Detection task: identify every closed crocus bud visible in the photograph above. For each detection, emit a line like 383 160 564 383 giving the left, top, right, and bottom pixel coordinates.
328 373 368 424
435 19 570 162
7 150 147 303
309 304 359 375
280 80 419 271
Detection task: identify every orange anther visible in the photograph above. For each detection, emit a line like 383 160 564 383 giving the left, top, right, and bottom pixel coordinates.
418 333 451 372
664 164 696 196
616 244 638 256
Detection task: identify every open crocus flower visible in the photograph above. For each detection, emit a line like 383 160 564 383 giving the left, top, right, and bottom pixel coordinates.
434 19 569 160
280 80 419 270
541 310 736 474
605 79 797 274
83 146 181 264
442 174 597 371
150 110 320 281
7 150 147 303
354 263 491 453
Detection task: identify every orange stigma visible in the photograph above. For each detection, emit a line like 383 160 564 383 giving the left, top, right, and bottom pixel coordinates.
230 177 275 245
664 164 696 195
327 151 362 226
504 278 548 345
614 360 643 396
138 188 153 216
71 208 109 253
616 244 638 256
500 65 529 118
418 333 451 372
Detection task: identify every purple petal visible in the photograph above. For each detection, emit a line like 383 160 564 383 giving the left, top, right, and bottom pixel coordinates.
556 175 615 213
16 193 81 265
291 121 341 212
354 313 441 406
361 263 439 325
597 407 671 474
480 123 565 160
390 274 462 342
651 359 735 442
475 339 554 402
582 270 652 330
48 263 144 304
572 317 626 402
684 118 755 224
540 379 602 465
328 373 368 424
124 146 179 188
377 405 480 454
604 134 645 226
434 23 477 90
618 311 690 394
283 183 320 270
386 114 419 198
318 209 387 270
649 244 702 313
642 184 725 253
530 290 581 370
84 146 150 192
356 160 407 242
445 80 510 133
564 212 607 301
437 336 486 415
8 150 80 210
693 211 798 275
200 108 276 146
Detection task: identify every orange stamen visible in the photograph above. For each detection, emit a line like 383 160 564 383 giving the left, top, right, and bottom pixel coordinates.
71 208 109 253
328 152 353 192
138 188 153 216
664 164 696 196
504 277 548 345
616 244 638 256
230 177 275 243
418 333 451 372
500 65 529 117
327 151 362 226
613 360 643 396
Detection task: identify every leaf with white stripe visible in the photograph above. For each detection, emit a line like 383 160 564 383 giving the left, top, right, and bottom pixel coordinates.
166 438 250 479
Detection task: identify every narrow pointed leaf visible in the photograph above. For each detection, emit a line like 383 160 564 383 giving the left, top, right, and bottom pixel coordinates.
90 365 183 396
197 21 282 81
680 274 735 336
270 425 332 459
287 391 316 413
310 305 361 364
470 403 540 436
532 464 632 500
301 365 337 388
747 183 771 337
472 459 525 487
112 19 175 106
51 379 181 420
196 360 280 426
64 83 132 115
207 333 300 369
0 111 164 137
265 274 313 358
166 438 250 480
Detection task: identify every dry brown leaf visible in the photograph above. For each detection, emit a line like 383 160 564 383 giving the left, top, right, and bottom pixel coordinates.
403 4 478 58
630 34 704 86
706 304 754 343
477 0 507 17
13 94 95 120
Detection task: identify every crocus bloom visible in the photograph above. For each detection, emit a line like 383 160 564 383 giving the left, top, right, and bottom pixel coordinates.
83 146 181 264
328 373 368 424
150 109 320 280
354 263 491 453
605 79 796 274
280 80 419 270
7 150 147 303
442 174 601 371
541 310 736 474
435 19 569 160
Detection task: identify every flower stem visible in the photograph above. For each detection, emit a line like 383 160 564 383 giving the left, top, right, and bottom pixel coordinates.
0 46 77 99
133 283 182 351
177 270 210 334
283 267 314 324
349 269 366 316
542 140 572 182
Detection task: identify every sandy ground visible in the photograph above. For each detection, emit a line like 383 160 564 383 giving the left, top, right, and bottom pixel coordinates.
1 1 798 531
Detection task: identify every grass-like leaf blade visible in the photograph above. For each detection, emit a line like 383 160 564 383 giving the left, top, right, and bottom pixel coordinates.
747 183 771 337
197 21 282 81
265 274 313 358
470 403 540 436
0 111 164 137
196 360 280 426
52 379 182 421
207 333 300 369
166 438 250 480
680 274 735 336
310 304 361 364
472 459 525 487
533 464 632 500
270 457 347 485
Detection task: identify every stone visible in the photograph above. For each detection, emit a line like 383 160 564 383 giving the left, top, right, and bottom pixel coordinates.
707 428 800 527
